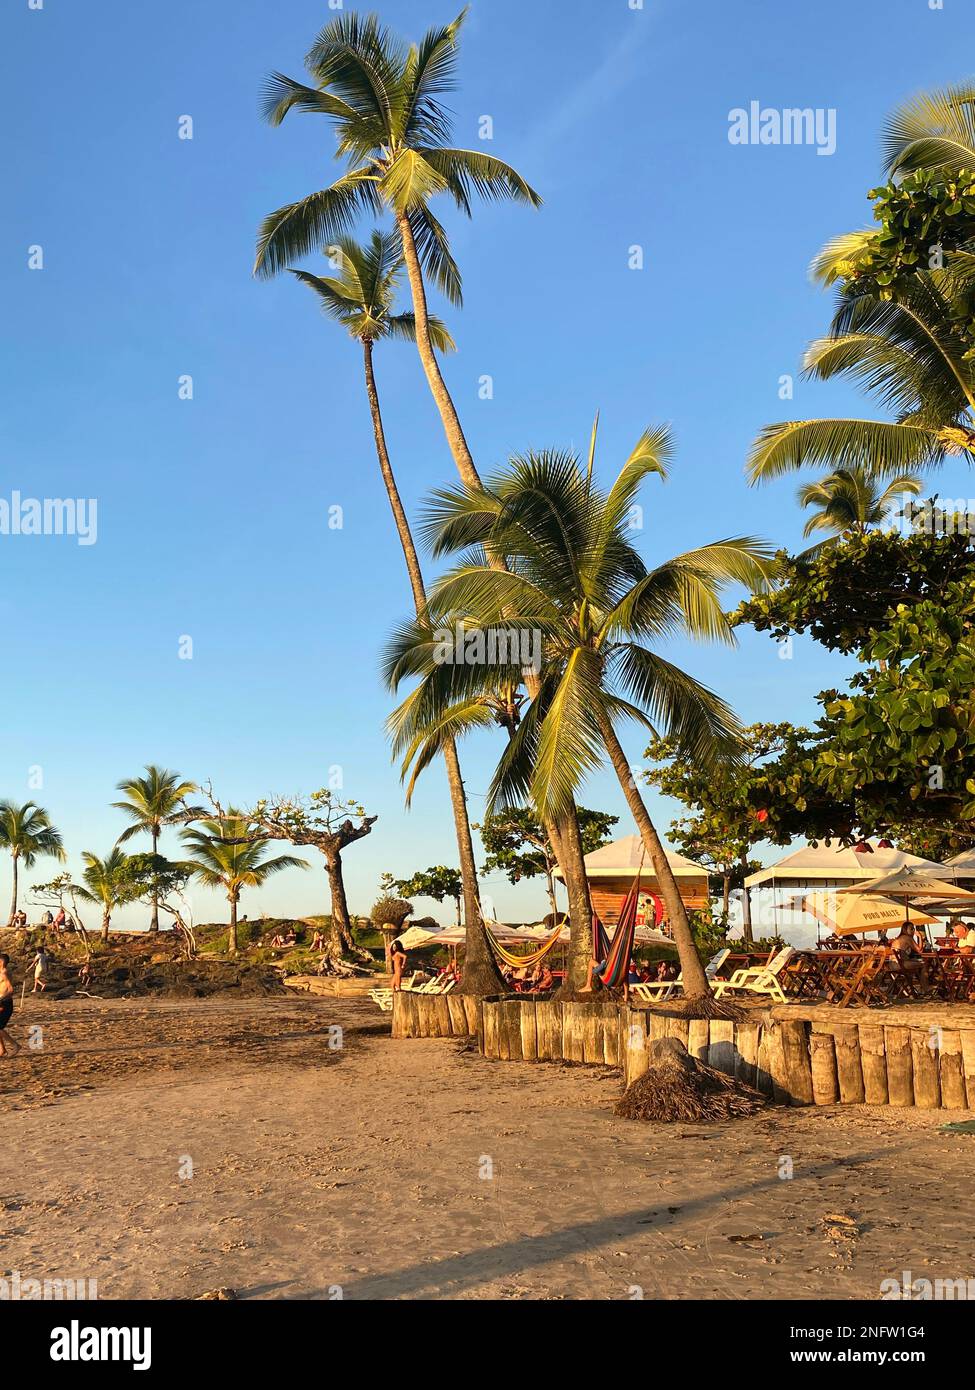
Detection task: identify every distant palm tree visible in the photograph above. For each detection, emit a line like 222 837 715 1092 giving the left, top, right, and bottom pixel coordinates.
0 801 65 924
181 813 307 956
77 847 135 942
797 467 922 553
254 8 540 495
883 82 975 175
113 766 202 930
292 230 502 991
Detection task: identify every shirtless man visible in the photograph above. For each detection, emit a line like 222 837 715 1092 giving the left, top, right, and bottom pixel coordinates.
0 955 20 1057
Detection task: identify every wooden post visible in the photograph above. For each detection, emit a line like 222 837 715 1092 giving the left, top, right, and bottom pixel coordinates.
582 1005 603 1064
779 1019 814 1106
502 999 523 1061
809 1031 839 1105
432 995 452 1038
708 1020 736 1075
664 1015 691 1053
519 999 538 1061
961 1031 975 1109
535 1000 561 1062
884 1026 914 1107
910 1028 941 1109
688 1018 710 1064
832 1025 866 1104
735 1022 761 1088
563 1003 586 1063
482 1000 500 1059
858 1025 889 1106
623 1009 649 1088
939 1030 967 1111
602 1003 621 1067
754 1024 776 1097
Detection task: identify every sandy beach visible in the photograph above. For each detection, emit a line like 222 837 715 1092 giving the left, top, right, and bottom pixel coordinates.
0 995 970 1301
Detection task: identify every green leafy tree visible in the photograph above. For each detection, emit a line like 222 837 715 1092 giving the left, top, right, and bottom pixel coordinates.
476 807 617 920
394 865 462 924
181 813 307 957
0 800 65 924
384 427 774 999
291 230 498 989
113 766 203 929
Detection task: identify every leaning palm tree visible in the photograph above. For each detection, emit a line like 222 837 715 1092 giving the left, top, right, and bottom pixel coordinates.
0 800 65 924
181 813 307 957
883 81 975 176
291 231 502 993
797 467 922 553
77 847 136 942
384 430 774 1002
113 766 203 930
254 7 540 496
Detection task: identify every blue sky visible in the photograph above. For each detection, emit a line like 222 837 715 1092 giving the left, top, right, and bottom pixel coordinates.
3 0 974 928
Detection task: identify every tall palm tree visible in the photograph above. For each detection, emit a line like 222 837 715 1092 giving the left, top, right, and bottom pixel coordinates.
77 847 135 942
291 231 502 992
797 467 922 553
181 813 307 957
254 11 606 962
384 431 774 999
0 801 65 924
883 82 975 175
254 7 540 496
113 766 202 930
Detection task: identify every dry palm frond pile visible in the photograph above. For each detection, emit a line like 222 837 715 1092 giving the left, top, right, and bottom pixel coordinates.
615 1036 766 1123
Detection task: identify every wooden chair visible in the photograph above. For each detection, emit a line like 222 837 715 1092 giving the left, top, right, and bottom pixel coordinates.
630 948 731 1003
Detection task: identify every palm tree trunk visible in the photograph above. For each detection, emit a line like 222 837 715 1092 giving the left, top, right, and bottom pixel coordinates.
102 910 110 944
9 853 18 925
740 859 754 944
362 337 503 995
150 827 160 932
396 215 481 491
228 894 238 957
552 810 595 993
594 706 710 999
396 215 594 974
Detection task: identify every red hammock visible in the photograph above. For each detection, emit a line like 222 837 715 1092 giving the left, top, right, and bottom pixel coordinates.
592 863 643 988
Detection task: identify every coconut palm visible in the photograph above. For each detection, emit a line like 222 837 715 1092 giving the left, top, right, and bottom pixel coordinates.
797 467 922 552
384 430 775 998
749 264 975 483
181 813 307 956
0 801 65 924
77 847 136 942
113 766 203 930
291 230 503 992
883 82 975 176
254 7 540 495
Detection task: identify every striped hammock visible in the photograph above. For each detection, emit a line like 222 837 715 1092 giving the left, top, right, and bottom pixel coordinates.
592 866 643 989
484 920 565 970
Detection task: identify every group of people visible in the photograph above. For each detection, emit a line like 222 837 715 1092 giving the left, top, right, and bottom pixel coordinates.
266 927 298 949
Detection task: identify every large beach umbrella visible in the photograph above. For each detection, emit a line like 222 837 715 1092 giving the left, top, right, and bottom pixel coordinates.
837 869 975 900
802 891 936 936
396 922 445 951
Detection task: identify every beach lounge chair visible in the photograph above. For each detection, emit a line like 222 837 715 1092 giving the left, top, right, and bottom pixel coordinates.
711 946 795 1003
630 948 731 1003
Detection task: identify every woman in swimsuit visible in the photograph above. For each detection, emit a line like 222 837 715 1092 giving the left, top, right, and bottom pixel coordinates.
0 955 20 1057
390 939 407 991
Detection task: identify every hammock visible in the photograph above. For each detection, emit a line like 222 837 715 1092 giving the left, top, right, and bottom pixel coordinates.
592 863 643 989
484 919 565 970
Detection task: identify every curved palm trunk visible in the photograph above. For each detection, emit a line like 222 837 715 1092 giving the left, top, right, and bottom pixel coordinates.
362 339 503 995
394 222 595 970
228 893 238 957
150 827 160 932
594 706 709 998
8 853 18 925
101 910 111 943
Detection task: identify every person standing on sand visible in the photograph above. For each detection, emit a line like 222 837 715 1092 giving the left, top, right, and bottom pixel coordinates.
390 939 407 991
0 955 20 1057
31 946 49 994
